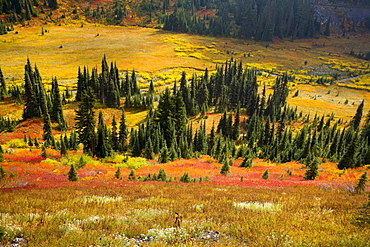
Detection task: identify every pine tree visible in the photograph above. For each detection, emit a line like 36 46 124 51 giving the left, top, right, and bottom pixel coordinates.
240 156 252 168
28 135 33 147
34 137 39 148
0 150 4 163
351 100 364 130
232 105 240 140
110 116 119 151
158 168 167 181
172 91 188 137
0 67 6 100
41 145 47 158
23 65 40 120
95 111 111 158
75 88 96 155
180 172 191 183
115 167 122 179
0 165 6 180
157 88 174 143
144 137 154 160
51 77 67 131
42 112 54 147
262 169 269 179
128 169 136 180
118 108 128 151
304 157 320 180
220 159 230 175
338 134 358 170
68 164 79 181
60 136 67 156
355 171 368 194
159 143 169 163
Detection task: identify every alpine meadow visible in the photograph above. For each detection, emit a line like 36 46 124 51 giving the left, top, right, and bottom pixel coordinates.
0 0 370 246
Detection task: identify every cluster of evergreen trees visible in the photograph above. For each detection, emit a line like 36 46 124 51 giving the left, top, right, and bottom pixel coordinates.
0 19 8 35
0 115 18 133
3 57 370 179
83 0 127 25
350 48 370 61
163 0 319 41
74 88 128 158
0 0 58 23
23 59 67 133
76 55 153 109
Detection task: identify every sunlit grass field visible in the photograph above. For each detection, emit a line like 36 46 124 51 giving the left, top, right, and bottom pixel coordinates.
1 183 369 246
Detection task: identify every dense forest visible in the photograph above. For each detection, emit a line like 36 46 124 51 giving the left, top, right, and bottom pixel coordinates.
1 0 370 40
1 56 370 180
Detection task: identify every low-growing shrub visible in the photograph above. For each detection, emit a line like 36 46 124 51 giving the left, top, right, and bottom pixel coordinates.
6 139 27 148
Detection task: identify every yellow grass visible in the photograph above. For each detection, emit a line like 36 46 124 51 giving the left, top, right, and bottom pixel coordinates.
0 184 369 246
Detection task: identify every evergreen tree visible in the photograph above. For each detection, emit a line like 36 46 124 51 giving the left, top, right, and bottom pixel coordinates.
23 65 40 120
0 165 6 180
158 168 167 181
128 169 136 180
28 135 33 147
180 172 191 183
60 136 67 156
338 134 359 170
220 159 230 175
0 67 6 100
41 145 47 158
118 108 128 151
34 137 39 148
351 100 364 130
68 164 79 181
159 143 169 163
355 171 368 194
110 116 119 151
304 157 320 180
95 110 112 158
0 148 4 163
240 156 252 168
262 169 269 179
232 105 240 140
75 88 96 155
51 77 67 130
115 167 122 179
42 112 54 147
144 137 154 160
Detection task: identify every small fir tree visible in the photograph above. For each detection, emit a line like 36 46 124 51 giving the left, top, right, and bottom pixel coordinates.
60 138 67 156
41 145 47 158
240 156 252 168
34 137 39 148
220 159 230 175
115 167 122 179
180 172 191 183
0 165 6 179
159 144 169 163
68 164 79 181
158 168 167 181
304 157 320 180
128 169 136 180
262 169 269 179
355 171 368 194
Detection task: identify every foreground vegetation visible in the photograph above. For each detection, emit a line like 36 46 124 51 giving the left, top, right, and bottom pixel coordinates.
0 11 369 247
1 184 369 246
